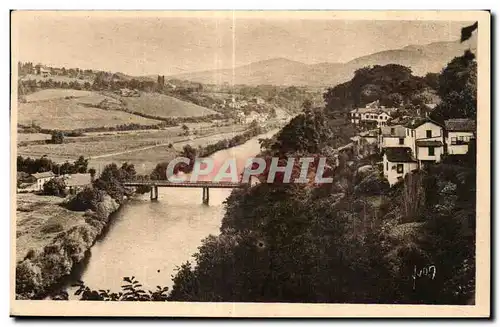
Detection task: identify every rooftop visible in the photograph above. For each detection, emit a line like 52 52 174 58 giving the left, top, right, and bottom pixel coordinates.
64 173 92 187
404 117 443 129
31 171 55 179
444 118 476 132
350 107 397 115
384 147 416 163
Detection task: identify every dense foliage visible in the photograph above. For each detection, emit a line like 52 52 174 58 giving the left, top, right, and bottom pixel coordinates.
323 64 437 113
271 106 355 155
42 177 67 196
68 162 139 211
430 50 477 122
17 155 89 175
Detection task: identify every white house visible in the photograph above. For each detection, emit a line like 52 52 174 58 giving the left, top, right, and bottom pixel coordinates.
31 171 56 191
383 147 418 186
444 118 476 155
350 105 395 128
404 118 445 167
379 124 406 149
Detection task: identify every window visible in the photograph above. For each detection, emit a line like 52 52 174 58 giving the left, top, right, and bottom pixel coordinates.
399 138 404 145
451 137 457 145
426 130 432 138
428 147 435 156
386 162 388 171
390 128 395 135
397 164 404 174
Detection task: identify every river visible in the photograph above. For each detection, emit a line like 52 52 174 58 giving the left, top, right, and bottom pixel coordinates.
66 129 279 296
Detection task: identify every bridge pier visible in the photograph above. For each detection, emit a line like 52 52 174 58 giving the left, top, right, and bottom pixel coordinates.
150 185 158 201
202 187 210 205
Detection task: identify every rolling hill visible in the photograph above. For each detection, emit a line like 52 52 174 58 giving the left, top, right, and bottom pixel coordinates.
111 92 218 118
18 98 162 131
18 89 217 131
170 35 477 87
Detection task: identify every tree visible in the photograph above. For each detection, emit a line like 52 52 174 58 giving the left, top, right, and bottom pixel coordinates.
67 186 105 211
431 50 477 122
43 177 66 196
51 131 64 144
324 64 432 114
73 156 89 173
181 124 190 136
271 107 333 155
89 168 97 182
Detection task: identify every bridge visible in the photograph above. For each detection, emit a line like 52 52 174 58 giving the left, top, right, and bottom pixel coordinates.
123 180 249 204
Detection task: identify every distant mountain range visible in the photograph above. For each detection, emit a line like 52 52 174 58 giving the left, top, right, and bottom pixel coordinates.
169 35 477 87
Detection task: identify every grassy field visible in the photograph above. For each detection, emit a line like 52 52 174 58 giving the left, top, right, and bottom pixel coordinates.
108 92 218 118
17 133 52 142
89 126 251 175
24 89 95 102
17 123 249 162
16 193 86 262
18 89 218 131
18 98 162 130
17 123 252 176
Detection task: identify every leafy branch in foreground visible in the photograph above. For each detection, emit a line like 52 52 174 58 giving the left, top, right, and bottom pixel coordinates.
52 276 169 301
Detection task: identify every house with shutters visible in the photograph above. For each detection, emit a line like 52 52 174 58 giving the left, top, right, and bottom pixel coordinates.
349 101 397 128
444 118 476 155
379 124 407 149
378 115 475 186
382 147 418 186
30 171 56 191
403 118 445 168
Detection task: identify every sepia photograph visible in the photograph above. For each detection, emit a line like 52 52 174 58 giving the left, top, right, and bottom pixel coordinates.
10 10 490 317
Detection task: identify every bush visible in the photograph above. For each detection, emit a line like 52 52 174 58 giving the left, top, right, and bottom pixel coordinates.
43 178 66 196
51 131 64 144
67 186 104 211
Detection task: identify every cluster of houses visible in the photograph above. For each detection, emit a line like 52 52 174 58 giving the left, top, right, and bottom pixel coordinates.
348 100 476 186
18 172 92 194
376 117 475 185
211 96 267 111
235 110 269 124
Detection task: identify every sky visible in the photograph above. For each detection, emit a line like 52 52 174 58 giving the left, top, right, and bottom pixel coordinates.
13 11 471 76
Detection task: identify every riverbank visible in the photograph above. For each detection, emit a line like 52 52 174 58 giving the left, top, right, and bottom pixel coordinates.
65 128 281 297
15 126 284 299
15 192 121 299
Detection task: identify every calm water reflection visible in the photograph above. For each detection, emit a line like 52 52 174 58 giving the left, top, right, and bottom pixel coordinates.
67 129 278 296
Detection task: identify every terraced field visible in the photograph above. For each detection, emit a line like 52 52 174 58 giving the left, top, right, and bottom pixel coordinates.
18 98 162 130
18 88 218 131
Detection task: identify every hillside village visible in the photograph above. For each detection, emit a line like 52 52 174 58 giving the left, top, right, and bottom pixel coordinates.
347 101 475 186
